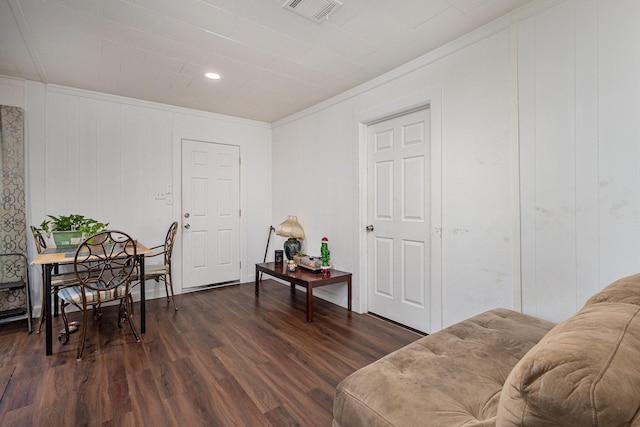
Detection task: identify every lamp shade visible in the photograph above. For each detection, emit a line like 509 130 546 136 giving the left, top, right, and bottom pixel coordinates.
275 215 305 239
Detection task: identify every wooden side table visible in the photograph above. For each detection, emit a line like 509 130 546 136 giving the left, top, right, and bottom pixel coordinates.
255 262 352 322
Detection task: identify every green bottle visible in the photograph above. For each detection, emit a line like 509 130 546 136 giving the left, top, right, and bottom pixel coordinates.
321 237 330 271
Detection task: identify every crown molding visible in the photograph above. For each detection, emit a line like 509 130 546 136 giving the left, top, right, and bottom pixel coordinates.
45 84 271 128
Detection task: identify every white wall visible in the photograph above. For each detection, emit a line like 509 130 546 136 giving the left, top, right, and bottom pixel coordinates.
0 77 272 316
0 76 25 108
519 0 640 321
273 25 517 330
273 0 640 328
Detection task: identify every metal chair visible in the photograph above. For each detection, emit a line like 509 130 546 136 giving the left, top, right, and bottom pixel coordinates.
0 253 32 332
58 230 140 360
138 222 179 311
31 225 78 334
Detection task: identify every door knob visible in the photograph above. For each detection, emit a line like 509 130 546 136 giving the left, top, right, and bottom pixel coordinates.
366 225 374 232
184 213 190 218
184 223 191 229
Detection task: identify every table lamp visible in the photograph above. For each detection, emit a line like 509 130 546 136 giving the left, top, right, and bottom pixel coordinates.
275 215 304 260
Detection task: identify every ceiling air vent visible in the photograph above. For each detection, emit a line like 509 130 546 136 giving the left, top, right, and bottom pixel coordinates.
282 0 343 23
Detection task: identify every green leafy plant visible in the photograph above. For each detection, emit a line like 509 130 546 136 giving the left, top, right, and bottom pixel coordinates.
38 214 109 237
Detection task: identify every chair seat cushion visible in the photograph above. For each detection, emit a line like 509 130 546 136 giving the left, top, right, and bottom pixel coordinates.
59 283 128 304
130 265 169 281
144 264 169 276
51 272 77 288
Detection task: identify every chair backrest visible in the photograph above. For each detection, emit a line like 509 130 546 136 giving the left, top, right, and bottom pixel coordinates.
30 225 47 254
163 222 178 266
73 230 137 302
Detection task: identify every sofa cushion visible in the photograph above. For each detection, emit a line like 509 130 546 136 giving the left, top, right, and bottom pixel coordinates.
497 302 640 426
584 273 640 307
333 308 555 427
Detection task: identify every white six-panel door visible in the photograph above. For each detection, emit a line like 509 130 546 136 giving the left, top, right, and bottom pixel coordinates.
367 108 431 332
181 140 240 289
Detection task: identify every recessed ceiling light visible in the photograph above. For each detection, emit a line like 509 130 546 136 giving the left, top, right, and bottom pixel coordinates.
205 72 221 80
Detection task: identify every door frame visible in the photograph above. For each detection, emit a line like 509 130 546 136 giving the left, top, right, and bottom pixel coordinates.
171 136 245 295
356 87 443 333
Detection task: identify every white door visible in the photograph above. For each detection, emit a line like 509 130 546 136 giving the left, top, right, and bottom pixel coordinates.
367 108 431 332
181 140 240 289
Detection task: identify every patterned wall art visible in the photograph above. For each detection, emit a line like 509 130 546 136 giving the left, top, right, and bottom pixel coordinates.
0 106 30 319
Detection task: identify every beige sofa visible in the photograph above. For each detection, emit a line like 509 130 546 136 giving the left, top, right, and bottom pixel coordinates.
333 274 640 426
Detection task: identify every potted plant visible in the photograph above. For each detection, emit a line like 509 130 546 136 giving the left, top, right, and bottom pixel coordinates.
37 214 109 248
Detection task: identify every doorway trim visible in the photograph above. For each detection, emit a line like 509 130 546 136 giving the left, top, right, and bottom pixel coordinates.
356 87 443 332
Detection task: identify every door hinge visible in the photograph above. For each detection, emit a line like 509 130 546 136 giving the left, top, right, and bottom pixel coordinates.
239 209 241 217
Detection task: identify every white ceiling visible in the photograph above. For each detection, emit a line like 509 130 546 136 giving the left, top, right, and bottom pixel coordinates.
0 0 537 122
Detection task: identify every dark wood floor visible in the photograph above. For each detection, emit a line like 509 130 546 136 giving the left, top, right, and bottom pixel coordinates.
0 280 420 426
